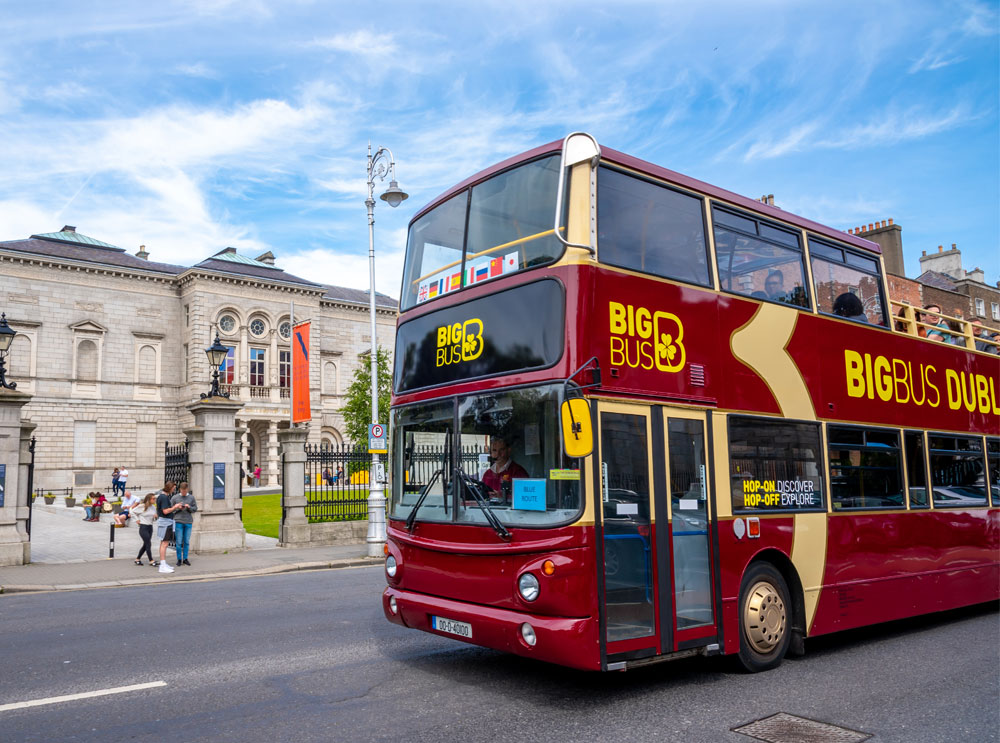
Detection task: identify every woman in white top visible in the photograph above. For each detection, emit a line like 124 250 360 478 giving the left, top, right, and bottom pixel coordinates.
132 493 157 565
114 490 140 527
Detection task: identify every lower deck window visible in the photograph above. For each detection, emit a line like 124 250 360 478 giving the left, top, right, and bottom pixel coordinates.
828 426 903 510
929 434 988 507
729 417 824 513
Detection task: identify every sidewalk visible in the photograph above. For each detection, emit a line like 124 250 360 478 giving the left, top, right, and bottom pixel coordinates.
0 504 376 594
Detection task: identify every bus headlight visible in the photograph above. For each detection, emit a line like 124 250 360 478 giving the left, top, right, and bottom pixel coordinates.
386 554 398 578
518 573 540 602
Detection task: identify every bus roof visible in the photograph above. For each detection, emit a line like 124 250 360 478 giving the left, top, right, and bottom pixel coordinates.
410 138 882 256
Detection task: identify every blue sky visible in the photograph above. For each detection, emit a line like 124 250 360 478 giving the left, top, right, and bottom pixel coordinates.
1 0 997 295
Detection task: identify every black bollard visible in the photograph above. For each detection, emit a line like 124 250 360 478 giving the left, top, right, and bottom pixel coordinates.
109 521 115 558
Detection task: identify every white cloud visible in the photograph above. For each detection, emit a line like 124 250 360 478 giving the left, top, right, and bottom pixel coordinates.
308 30 398 57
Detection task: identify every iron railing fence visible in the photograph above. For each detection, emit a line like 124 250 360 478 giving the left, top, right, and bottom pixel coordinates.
164 440 190 487
304 444 371 522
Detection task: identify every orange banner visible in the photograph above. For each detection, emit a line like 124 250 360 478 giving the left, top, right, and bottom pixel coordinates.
292 321 311 423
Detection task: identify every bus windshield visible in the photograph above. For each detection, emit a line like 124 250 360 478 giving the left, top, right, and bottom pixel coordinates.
390 384 583 528
400 155 563 311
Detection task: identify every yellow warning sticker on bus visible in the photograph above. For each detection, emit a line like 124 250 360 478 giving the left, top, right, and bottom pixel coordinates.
549 469 581 481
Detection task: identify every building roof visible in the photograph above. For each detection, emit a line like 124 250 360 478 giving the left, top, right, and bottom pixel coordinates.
30 225 122 250
321 284 398 310
191 257 322 287
0 235 185 275
916 270 959 292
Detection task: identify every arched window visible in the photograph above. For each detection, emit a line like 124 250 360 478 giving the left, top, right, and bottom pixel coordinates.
138 345 157 381
9 335 30 377
324 361 338 395
77 340 98 381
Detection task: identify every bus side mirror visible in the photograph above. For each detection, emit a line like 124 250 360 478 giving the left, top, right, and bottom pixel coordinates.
561 398 593 459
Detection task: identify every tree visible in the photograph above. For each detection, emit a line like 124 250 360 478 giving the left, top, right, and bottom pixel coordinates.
340 346 392 446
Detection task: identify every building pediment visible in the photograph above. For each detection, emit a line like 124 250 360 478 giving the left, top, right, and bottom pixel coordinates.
69 320 108 334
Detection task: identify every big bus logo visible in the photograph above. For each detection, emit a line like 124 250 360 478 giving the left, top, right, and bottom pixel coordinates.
436 318 485 367
609 301 686 373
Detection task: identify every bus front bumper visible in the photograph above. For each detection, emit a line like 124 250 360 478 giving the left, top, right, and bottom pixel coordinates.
383 587 599 670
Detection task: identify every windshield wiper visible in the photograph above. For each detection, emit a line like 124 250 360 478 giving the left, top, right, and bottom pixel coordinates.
405 469 443 532
455 468 511 540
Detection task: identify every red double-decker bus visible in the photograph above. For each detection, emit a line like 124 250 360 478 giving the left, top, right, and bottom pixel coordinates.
382 133 999 672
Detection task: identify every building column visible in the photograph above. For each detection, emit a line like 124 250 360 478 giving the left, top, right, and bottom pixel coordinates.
238 419 250 485
185 396 246 554
0 389 33 566
266 420 279 486
278 426 310 546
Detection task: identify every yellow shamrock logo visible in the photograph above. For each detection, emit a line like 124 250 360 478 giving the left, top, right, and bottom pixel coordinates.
653 312 685 373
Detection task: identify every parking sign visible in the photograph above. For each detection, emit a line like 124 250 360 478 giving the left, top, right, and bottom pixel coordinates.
368 423 387 453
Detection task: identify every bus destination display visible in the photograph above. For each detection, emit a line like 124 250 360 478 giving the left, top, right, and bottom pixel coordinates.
394 279 564 393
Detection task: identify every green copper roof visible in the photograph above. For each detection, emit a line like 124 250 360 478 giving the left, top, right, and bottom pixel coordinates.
31 226 122 251
210 247 278 269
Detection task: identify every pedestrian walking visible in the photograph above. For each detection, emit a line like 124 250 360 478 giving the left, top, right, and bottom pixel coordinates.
155 481 181 573
170 481 198 566
253 465 261 487
117 466 129 497
132 493 157 565
111 468 120 495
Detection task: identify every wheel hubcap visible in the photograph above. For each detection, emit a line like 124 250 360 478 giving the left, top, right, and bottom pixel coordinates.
743 580 786 654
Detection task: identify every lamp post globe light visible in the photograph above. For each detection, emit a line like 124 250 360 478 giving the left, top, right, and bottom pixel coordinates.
200 331 231 400
0 313 17 390
366 143 408 558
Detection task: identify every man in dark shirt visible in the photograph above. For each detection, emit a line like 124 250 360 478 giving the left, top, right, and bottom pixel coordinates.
155 482 181 573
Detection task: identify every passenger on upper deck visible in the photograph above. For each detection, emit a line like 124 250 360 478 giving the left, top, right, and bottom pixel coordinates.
764 270 787 302
922 304 953 343
482 436 528 503
972 319 999 354
833 293 868 323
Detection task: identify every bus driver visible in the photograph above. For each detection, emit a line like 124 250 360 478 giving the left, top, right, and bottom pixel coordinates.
482 436 528 502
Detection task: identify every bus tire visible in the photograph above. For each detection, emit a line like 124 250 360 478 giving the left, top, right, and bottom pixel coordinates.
737 561 791 673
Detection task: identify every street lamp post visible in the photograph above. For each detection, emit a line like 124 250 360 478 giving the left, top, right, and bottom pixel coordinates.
201 331 231 400
366 143 408 558
0 313 17 390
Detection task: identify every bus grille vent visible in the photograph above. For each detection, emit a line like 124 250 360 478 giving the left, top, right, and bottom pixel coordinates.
689 364 706 387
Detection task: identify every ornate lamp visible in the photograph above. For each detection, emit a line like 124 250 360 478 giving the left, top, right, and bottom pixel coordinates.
201 331 230 399
0 313 17 390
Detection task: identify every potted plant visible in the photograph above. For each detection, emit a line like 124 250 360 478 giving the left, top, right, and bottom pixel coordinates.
43 492 55 505
65 494 77 508
112 500 123 514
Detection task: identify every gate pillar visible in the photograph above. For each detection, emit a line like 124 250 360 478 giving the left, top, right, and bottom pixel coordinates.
185 396 247 554
278 426 311 547
0 388 33 566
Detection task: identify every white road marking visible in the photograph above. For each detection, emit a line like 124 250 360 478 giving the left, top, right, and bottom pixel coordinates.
0 681 167 713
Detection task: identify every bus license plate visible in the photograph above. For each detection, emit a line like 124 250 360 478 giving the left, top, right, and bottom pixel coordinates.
432 616 472 638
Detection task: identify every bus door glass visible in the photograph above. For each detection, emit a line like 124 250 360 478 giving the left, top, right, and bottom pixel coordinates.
663 413 715 634
598 406 656 645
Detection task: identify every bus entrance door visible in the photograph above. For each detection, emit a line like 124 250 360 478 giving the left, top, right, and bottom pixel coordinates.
658 410 717 651
597 404 658 662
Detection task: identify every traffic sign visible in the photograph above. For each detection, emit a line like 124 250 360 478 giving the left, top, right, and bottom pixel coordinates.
368 423 387 453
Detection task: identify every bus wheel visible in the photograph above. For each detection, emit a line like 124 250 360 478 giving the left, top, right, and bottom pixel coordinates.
737 562 791 672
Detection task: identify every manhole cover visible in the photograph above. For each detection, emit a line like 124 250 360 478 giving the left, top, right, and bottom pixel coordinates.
733 712 872 743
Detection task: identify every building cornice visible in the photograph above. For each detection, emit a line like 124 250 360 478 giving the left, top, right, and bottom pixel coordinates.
320 297 398 317
177 269 327 297
0 250 179 285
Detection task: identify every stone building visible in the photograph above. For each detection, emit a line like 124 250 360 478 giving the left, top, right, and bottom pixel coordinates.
0 226 397 491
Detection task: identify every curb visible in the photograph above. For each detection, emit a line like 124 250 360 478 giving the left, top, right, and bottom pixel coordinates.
0 557 381 594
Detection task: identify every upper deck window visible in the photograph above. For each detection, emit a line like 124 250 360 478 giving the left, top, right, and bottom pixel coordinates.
808 237 887 326
400 155 562 311
596 167 711 287
712 206 810 308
